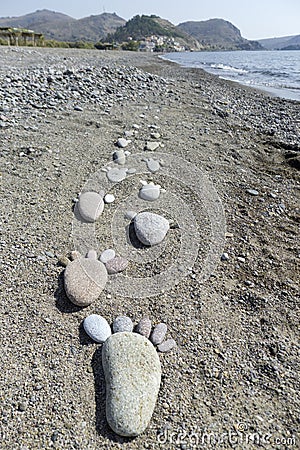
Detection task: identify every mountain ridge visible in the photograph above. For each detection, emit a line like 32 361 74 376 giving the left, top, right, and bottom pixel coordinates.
258 34 300 50
0 9 126 42
178 18 263 50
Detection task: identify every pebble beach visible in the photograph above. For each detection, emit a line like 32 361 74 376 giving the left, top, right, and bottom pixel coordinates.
0 47 299 449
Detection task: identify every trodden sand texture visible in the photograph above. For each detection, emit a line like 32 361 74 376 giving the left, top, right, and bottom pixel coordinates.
0 47 299 449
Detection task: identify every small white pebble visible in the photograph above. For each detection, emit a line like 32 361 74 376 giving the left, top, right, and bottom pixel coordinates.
100 249 116 264
104 194 115 204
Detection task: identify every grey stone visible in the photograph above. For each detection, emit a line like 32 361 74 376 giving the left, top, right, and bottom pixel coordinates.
45 250 55 258
64 257 107 307
221 252 229 261
139 184 160 201
86 249 97 259
102 332 161 437
78 192 104 222
117 138 130 148
100 249 115 264
135 317 152 338
106 257 129 274
145 141 160 151
157 339 176 353
125 210 137 220
146 158 160 173
150 132 161 139
107 167 127 182
127 168 137 174
83 314 111 343
113 149 126 165
134 212 169 246
150 323 167 345
113 316 133 333
246 189 259 196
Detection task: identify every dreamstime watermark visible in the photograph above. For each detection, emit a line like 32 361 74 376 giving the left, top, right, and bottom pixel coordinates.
72 152 226 298
156 425 297 448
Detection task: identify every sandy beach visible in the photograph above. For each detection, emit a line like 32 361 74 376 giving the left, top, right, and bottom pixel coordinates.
0 47 299 449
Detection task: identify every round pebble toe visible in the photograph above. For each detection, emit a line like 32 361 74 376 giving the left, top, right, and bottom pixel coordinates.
113 316 133 333
83 314 112 343
150 323 168 345
106 257 128 274
157 338 176 353
135 317 152 338
100 249 116 264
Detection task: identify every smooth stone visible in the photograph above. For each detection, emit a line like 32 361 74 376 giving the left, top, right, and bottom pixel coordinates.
124 130 134 138
64 257 108 307
146 159 160 173
125 210 137 220
117 138 130 148
134 212 169 246
104 193 115 204
83 314 111 343
135 317 152 338
157 339 176 353
139 184 160 201
127 168 136 174
70 250 81 261
106 257 129 274
78 192 104 222
100 249 116 264
145 141 160 151
113 149 126 165
113 316 134 333
150 323 167 345
58 255 70 267
102 332 161 437
221 252 229 261
86 249 97 259
246 189 259 196
150 132 161 139
107 167 127 182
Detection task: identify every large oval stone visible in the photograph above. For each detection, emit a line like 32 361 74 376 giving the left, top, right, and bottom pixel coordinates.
102 332 161 437
134 212 169 246
64 257 107 306
77 192 104 222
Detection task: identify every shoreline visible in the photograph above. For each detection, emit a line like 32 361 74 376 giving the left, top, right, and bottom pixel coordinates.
159 50 300 102
1 47 299 449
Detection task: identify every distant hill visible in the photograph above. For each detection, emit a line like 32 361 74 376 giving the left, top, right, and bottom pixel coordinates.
107 14 202 50
0 9 125 42
258 34 300 50
178 18 263 50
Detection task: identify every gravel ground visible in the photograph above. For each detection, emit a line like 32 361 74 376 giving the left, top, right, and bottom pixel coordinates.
0 47 299 450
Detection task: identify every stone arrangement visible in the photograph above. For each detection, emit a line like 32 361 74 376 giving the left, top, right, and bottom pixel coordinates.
62 127 176 437
83 315 176 437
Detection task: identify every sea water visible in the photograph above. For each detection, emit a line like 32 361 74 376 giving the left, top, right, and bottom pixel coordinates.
162 50 300 101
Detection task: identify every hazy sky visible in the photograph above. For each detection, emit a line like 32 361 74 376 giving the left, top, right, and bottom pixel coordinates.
1 0 299 39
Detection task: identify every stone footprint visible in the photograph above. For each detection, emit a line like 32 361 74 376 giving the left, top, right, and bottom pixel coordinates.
83 315 176 437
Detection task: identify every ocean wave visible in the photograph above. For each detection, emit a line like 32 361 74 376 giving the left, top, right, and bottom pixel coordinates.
253 69 289 78
209 63 248 74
